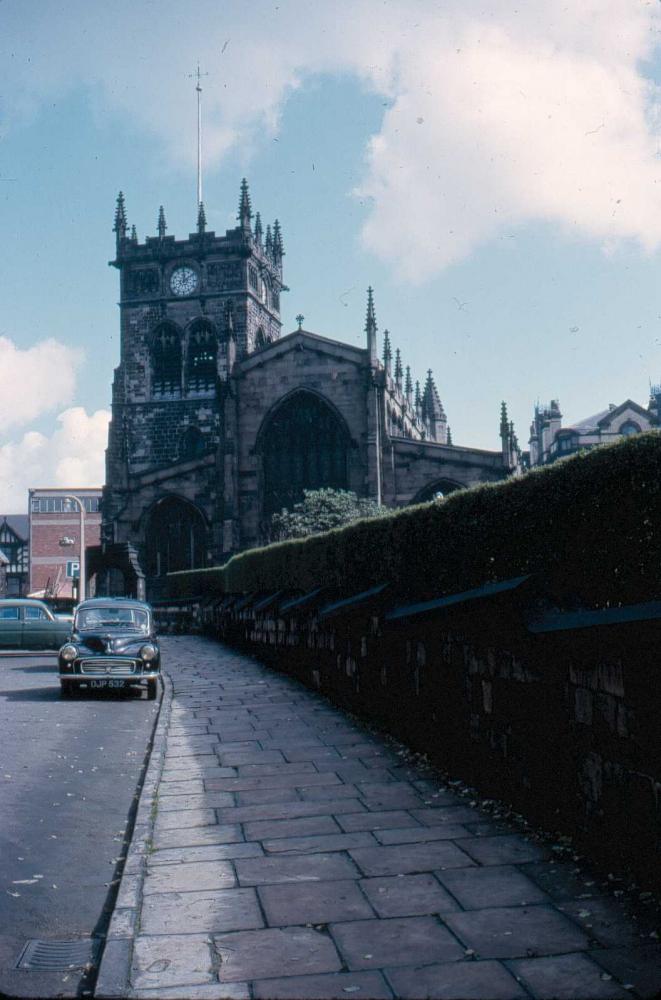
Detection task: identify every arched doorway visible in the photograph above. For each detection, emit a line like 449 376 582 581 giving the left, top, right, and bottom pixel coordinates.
259 391 350 524
144 497 207 581
411 479 465 504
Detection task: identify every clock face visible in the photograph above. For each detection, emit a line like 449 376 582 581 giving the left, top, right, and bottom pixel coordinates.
170 266 199 297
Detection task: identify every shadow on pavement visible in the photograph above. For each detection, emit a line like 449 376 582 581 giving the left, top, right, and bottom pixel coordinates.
2 685 147 702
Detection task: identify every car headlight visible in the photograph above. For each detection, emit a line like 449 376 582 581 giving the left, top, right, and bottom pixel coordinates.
140 643 158 662
60 644 77 662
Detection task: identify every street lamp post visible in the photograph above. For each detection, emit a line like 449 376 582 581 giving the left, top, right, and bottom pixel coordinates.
64 496 85 603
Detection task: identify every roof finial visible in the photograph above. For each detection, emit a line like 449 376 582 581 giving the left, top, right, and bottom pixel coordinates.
382 329 392 370
415 380 422 409
265 223 273 257
500 401 509 436
238 178 252 231
394 348 403 386
197 201 206 234
272 219 284 262
447 426 453 445
365 287 377 364
254 211 263 245
405 365 413 400
296 313 304 331
157 205 167 239
113 191 127 244
130 224 138 243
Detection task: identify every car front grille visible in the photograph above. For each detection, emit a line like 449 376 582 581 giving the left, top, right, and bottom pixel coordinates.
80 659 136 675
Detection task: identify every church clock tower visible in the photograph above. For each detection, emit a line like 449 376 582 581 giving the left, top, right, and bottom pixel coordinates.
100 181 285 597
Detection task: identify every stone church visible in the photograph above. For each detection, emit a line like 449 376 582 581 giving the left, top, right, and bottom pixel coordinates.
91 182 520 599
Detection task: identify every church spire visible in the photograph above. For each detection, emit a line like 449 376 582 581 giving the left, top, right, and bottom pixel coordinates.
382 329 392 370
130 224 138 243
157 205 167 239
113 191 127 245
365 286 377 364
422 369 447 442
197 201 206 234
405 365 413 401
265 223 273 257
415 380 422 410
238 178 252 232
254 211 263 246
394 348 403 387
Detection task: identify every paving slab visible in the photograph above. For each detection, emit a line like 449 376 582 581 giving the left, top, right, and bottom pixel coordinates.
214 926 342 982
258 878 375 925
235 851 359 886
143 860 237 894
386 960 527 999
330 915 465 969
507 953 629 999
360 873 460 917
252 970 393 998
349 841 475 876
132 934 214 990
261 831 376 855
149 842 264 865
141 887 263 934
436 865 550 909
444 904 591 959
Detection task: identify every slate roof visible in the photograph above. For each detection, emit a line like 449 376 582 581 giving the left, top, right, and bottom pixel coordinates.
0 514 29 541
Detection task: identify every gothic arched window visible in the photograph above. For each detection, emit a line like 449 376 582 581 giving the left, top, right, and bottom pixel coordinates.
259 391 349 522
144 497 207 578
255 327 267 350
179 426 206 461
186 322 217 393
151 324 182 397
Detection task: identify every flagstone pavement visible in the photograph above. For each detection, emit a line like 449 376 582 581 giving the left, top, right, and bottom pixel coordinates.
110 636 661 999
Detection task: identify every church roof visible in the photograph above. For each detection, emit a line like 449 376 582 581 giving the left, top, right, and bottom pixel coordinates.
565 399 650 433
238 328 367 373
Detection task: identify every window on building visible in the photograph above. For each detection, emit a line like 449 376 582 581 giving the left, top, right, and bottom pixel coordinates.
151 324 182 396
255 327 267 350
30 496 100 514
259 391 349 523
144 497 207 577
186 323 217 393
179 427 206 461
619 420 641 436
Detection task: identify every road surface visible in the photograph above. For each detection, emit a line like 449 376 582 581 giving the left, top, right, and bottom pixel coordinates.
0 652 158 997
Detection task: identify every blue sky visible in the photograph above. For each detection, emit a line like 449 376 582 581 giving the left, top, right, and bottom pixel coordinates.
2 0 661 508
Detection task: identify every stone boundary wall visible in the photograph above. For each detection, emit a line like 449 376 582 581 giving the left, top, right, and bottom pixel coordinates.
153 593 660 892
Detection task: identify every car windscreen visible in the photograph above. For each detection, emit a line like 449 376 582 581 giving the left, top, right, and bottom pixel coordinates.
76 607 149 631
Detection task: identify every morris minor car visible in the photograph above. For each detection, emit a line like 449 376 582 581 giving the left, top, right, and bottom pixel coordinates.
58 598 160 699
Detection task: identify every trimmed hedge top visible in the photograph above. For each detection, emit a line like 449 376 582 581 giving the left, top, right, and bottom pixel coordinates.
169 432 661 607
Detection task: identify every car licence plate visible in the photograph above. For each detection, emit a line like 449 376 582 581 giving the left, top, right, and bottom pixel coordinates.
89 679 125 689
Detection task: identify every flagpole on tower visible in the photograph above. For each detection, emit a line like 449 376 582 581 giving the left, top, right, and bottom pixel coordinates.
189 63 208 210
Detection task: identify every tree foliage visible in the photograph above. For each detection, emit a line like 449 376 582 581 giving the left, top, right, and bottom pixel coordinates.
270 488 387 541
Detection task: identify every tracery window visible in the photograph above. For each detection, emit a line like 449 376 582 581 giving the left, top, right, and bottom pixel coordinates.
186 322 217 393
151 324 182 397
260 391 349 522
144 497 207 578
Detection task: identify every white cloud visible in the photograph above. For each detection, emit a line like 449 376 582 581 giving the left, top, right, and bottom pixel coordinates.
0 407 110 511
2 1 661 278
0 336 83 429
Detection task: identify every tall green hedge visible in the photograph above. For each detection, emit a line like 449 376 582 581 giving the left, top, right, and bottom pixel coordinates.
169 433 661 607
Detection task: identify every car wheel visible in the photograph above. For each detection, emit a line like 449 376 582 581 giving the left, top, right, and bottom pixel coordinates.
147 678 158 700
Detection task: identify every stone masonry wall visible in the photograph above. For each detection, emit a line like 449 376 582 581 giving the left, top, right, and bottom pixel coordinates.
181 598 661 892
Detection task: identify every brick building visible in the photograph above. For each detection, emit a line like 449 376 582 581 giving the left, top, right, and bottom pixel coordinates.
94 183 520 599
29 488 102 599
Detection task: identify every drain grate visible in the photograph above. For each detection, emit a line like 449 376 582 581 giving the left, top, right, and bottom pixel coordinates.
16 938 100 971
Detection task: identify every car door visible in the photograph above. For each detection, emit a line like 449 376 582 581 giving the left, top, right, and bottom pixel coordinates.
0 604 22 648
22 605 64 650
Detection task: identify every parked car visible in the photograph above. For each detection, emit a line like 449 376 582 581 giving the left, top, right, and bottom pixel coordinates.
58 598 160 699
0 598 72 650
